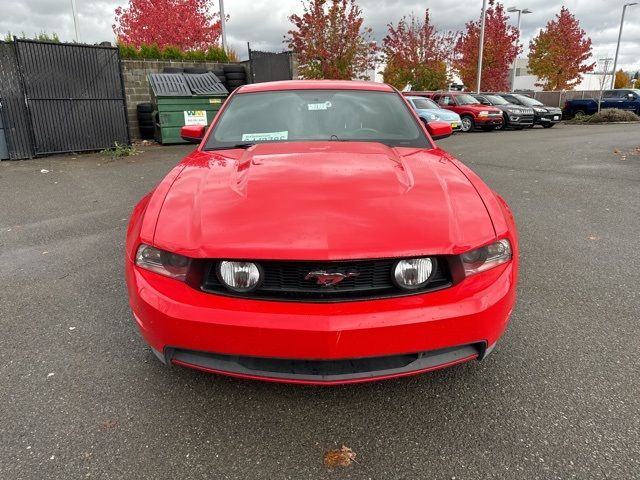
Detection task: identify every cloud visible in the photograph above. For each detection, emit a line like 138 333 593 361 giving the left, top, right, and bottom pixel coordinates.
1 0 638 72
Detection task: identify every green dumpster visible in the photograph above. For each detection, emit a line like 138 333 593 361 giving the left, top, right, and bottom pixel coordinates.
148 73 228 144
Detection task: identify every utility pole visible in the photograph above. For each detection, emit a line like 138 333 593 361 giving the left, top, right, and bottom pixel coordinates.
475 0 488 93
507 7 532 91
611 3 637 89
219 0 228 52
70 0 79 42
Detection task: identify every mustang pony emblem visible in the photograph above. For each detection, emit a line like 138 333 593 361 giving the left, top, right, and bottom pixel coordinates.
305 270 360 287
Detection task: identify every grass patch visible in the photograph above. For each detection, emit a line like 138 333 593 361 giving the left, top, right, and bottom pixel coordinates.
568 108 640 124
100 142 138 158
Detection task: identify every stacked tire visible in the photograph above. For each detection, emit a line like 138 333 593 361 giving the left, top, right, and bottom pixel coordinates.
211 68 226 85
222 65 248 92
137 103 155 140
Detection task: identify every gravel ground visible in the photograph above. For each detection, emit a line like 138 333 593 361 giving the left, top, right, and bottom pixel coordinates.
1 124 639 479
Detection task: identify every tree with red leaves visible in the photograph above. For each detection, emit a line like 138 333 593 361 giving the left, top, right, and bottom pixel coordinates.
528 7 594 90
286 0 378 80
113 0 222 51
382 10 456 90
453 0 520 91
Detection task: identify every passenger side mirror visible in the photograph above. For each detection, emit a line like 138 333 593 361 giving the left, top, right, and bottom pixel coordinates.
180 125 206 143
426 121 453 141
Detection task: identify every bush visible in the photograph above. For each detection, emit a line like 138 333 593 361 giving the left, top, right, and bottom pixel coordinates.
205 47 229 63
184 49 207 61
118 42 138 59
569 108 640 123
138 43 162 59
161 45 183 60
587 109 640 123
118 42 235 64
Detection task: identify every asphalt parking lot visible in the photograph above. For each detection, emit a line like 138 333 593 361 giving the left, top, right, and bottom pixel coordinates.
1 123 639 479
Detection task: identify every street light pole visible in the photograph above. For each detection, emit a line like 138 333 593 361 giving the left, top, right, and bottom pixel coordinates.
507 7 532 91
219 0 228 52
475 0 488 93
611 2 637 89
70 0 79 42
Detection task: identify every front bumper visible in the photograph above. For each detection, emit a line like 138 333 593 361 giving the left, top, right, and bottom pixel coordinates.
476 115 504 126
536 111 562 125
507 113 534 126
126 261 516 384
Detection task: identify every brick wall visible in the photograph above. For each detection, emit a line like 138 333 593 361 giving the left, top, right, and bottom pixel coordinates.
121 59 248 140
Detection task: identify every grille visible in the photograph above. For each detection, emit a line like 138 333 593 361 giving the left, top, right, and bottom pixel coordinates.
201 258 452 302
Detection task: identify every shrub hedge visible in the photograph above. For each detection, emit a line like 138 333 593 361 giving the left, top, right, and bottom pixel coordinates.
118 43 230 63
571 108 640 123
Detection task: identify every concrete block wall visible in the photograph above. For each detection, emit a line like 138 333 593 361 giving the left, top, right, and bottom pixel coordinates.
121 59 248 140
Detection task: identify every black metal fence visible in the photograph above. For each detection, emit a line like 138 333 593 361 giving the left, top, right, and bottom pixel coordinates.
248 47 294 83
0 39 129 160
0 42 34 159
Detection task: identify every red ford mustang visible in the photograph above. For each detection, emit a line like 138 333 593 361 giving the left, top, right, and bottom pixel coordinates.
125 80 518 385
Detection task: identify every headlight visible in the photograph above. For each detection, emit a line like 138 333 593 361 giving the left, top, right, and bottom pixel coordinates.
428 114 438 120
533 107 547 113
218 261 262 292
135 244 190 280
393 258 435 290
507 108 519 114
461 239 512 276
478 110 489 117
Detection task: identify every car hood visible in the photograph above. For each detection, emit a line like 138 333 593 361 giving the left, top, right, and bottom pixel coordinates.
415 108 461 121
153 142 496 260
460 104 502 113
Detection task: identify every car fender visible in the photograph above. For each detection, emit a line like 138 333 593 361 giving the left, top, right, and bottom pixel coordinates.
446 156 514 239
127 163 187 260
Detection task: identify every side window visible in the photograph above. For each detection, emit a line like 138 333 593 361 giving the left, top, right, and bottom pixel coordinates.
438 96 453 106
602 90 619 98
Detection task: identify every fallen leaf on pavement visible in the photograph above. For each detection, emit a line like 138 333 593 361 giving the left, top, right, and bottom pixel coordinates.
99 420 117 430
324 445 356 469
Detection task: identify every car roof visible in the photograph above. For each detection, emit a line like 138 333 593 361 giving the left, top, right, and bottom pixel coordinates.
405 95 434 101
237 80 395 94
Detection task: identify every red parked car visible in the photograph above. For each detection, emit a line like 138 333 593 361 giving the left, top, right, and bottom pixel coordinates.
126 80 518 385
408 91 504 132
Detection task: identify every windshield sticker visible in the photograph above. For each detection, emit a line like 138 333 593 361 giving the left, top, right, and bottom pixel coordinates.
241 131 289 141
308 101 332 111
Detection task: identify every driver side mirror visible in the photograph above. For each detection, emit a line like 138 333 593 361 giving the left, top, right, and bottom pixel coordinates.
180 125 206 143
426 121 453 141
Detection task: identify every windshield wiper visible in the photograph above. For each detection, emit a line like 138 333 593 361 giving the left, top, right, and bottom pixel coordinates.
208 143 255 151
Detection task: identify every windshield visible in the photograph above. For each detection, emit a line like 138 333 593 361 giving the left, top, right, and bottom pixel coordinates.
486 95 510 105
205 89 431 150
455 94 480 105
410 97 439 110
513 94 543 106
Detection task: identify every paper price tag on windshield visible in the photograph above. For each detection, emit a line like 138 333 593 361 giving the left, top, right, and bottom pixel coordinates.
308 101 332 111
241 131 289 141
184 110 207 126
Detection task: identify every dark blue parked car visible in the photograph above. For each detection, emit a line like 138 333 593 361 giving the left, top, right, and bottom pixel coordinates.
563 89 640 118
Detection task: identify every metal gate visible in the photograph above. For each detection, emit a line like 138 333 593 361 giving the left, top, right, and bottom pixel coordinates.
0 41 34 159
14 39 129 156
248 47 294 83
0 39 129 159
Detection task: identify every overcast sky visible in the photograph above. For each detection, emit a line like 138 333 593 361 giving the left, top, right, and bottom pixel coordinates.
2 0 639 72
